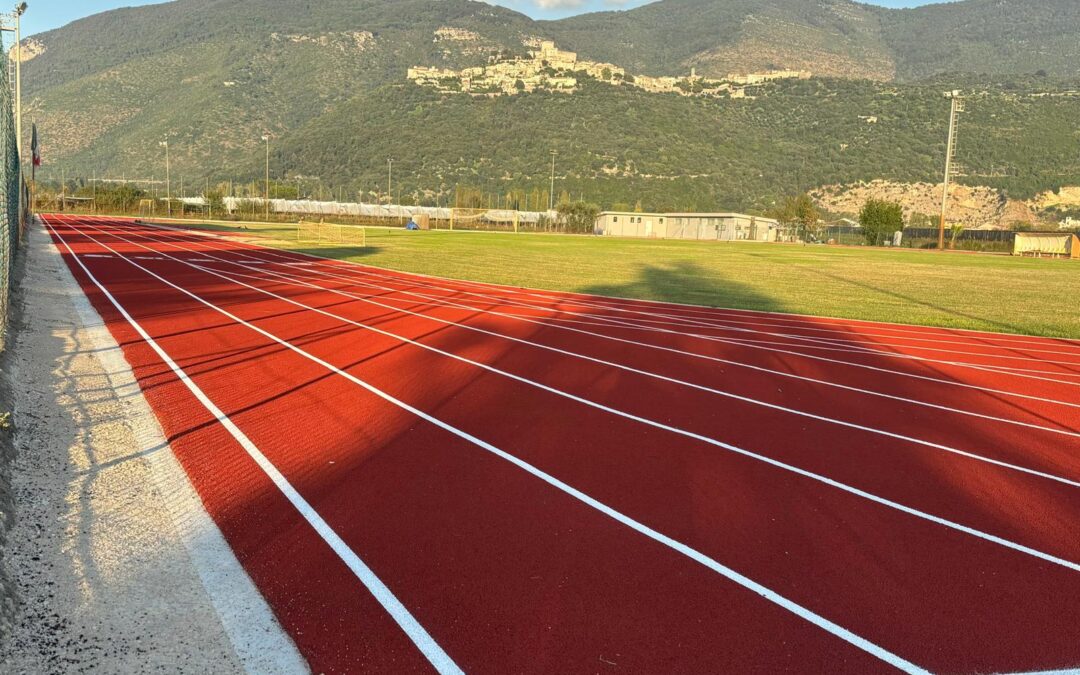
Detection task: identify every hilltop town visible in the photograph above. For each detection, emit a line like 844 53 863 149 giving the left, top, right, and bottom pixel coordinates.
407 39 810 98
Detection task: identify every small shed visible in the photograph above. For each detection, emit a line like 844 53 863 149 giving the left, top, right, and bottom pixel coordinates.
1013 232 1080 259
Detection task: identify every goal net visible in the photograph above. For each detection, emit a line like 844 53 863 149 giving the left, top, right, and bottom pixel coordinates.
297 220 367 247
446 208 521 233
138 199 156 217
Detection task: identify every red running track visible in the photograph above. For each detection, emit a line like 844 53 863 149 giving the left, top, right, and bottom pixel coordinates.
44 215 1080 674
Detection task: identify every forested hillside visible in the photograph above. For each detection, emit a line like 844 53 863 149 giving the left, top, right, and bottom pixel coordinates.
21 0 1080 212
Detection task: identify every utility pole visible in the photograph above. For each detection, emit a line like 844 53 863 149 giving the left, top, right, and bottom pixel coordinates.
262 134 270 221
549 150 558 212
939 91 964 251
159 139 170 216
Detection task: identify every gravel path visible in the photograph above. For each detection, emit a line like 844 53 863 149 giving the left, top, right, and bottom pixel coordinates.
0 222 304 673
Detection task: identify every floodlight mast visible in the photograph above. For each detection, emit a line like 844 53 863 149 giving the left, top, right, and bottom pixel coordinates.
939 90 964 251
549 150 558 212
159 139 170 216
262 134 270 221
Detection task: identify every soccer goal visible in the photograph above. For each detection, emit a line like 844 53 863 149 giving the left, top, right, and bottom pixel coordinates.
297 219 367 247
446 208 521 233
138 199 156 217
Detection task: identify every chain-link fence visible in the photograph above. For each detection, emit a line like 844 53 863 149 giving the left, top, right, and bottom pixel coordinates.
899 228 1015 253
0 49 26 338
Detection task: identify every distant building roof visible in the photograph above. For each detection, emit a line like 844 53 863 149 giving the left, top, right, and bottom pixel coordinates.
666 212 779 224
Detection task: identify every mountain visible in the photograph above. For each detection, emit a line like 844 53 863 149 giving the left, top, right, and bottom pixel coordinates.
879 0 1080 80
546 0 1080 82
19 0 1080 213
544 0 898 80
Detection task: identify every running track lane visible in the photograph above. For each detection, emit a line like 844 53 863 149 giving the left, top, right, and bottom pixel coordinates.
45 216 1080 673
70 217 1080 670
87 219 1080 565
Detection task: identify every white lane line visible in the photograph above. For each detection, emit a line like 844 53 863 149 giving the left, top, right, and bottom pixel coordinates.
351 278 1080 362
259 244 1080 358
117 226 1080 471
245 256 1080 417
116 216 1080 352
378 291 1080 387
244 267 1080 439
384 291 1080 375
351 261 1080 353
115 217 1080 362
127 222 1080 414
451 286 1080 359
690 335 1080 387
155 234 1080 381
79 219 1080 577
45 217 463 675
56 232 308 673
62 217 931 675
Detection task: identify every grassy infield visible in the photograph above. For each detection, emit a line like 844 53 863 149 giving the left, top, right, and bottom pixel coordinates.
168 220 1080 339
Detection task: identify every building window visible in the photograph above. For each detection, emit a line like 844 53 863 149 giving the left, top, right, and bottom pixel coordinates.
613 216 619 223
659 218 665 224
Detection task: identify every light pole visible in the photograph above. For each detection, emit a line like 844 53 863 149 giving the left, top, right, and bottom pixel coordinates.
14 3 24 158
262 134 270 221
549 150 558 212
939 91 964 251
1 4 28 229
159 139 170 216
387 158 393 205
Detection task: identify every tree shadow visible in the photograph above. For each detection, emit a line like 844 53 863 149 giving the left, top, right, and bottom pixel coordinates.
580 260 787 314
291 246 384 261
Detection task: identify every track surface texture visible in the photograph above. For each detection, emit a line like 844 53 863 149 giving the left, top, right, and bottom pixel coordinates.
42 215 1080 674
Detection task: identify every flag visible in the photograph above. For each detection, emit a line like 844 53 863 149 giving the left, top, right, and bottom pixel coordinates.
30 123 39 180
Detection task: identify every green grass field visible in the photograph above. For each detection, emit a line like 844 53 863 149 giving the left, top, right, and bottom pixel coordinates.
169 220 1080 339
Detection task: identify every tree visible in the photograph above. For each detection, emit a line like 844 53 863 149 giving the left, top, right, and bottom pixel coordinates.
206 190 226 218
792 194 820 240
772 193 820 241
556 201 601 234
908 212 934 229
859 198 904 246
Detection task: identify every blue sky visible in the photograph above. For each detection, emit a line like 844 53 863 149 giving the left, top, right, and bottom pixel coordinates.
18 0 942 36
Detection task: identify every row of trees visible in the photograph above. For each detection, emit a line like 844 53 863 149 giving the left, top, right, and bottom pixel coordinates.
771 192 921 246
